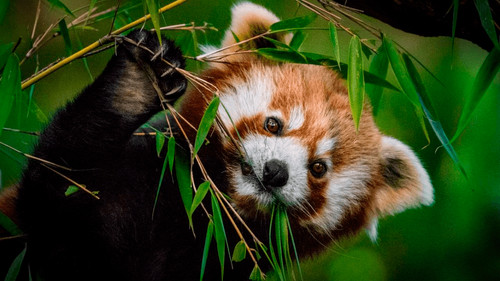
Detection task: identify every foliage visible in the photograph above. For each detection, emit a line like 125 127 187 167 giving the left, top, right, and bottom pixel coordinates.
0 0 499 281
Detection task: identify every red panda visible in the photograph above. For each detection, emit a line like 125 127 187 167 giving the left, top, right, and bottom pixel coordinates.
0 2 433 280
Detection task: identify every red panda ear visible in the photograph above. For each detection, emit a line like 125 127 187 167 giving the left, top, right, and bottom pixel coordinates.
202 2 290 65
367 136 434 240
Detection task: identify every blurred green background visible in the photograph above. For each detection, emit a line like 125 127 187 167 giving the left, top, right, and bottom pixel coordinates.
0 0 499 280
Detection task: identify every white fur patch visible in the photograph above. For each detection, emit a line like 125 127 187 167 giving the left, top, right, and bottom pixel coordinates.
234 134 309 207
305 163 371 233
288 106 305 131
315 137 337 157
218 69 275 129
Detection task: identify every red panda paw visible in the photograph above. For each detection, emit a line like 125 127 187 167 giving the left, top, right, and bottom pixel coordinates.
121 29 187 105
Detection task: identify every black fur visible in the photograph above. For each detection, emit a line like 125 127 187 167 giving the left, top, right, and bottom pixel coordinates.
14 30 252 281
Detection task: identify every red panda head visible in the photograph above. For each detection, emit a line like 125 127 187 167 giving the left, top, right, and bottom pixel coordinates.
181 2 433 243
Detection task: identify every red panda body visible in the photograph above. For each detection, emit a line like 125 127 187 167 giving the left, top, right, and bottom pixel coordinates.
0 2 433 280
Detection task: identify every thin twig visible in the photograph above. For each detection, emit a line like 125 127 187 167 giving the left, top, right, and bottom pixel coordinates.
41 163 100 200
0 141 72 171
21 0 188 90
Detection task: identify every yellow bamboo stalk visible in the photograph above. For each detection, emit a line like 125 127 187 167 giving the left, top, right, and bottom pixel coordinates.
21 0 188 90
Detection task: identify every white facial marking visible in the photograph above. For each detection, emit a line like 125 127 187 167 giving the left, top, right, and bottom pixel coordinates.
315 137 337 157
234 134 309 207
305 163 371 233
288 106 305 131
218 70 274 129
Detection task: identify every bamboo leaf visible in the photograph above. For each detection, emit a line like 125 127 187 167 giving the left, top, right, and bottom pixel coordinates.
152 155 168 218
155 132 165 157
263 37 293 50
328 22 341 70
289 30 307 50
200 221 214 281
193 96 220 158
473 0 499 47
0 42 13 70
5 246 26 281
270 13 317 32
402 55 463 173
190 181 210 215
58 19 72 56
452 47 500 142
0 210 22 236
211 191 227 280
64 185 80 196
382 36 421 108
0 54 20 137
145 0 162 45
231 240 247 262
167 136 175 174
257 48 308 64
347 35 365 131
175 146 192 215
301 52 400 92
47 0 75 17
366 45 389 116
249 264 264 281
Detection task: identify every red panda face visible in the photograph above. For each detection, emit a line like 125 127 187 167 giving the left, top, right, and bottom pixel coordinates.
179 1 433 241
210 62 385 235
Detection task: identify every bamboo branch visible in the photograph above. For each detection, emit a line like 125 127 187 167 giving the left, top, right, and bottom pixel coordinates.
20 0 188 90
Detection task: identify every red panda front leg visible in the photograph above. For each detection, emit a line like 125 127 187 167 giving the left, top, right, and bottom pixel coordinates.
33 29 186 168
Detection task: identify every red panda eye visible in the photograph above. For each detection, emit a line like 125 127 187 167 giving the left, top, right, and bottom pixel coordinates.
265 117 281 135
309 161 327 178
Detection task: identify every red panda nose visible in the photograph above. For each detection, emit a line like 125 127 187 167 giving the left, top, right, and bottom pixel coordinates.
262 159 289 188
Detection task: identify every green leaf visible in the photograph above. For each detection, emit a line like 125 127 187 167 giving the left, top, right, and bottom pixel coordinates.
200 221 214 281
175 147 192 215
452 47 500 142
473 0 499 47
347 35 365 131
47 0 75 17
231 31 241 43
257 48 308 64
5 246 26 281
155 132 165 157
403 54 466 176
263 37 293 50
64 185 80 196
152 156 168 218
211 191 227 280
249 265 264 281
0 210 22 236
232 240 247 262
270 13 317 32
0 54 20 137
289 30 307 50
167 136 176 174
382 36 430 142
382 36 421 108
193 96 220 158
145 0 162 45
0 42 13 70
328 22 341 70
58 19 72 56
300 52 400 92
75 31 93 81
366 46 389 116
190 181 210 215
